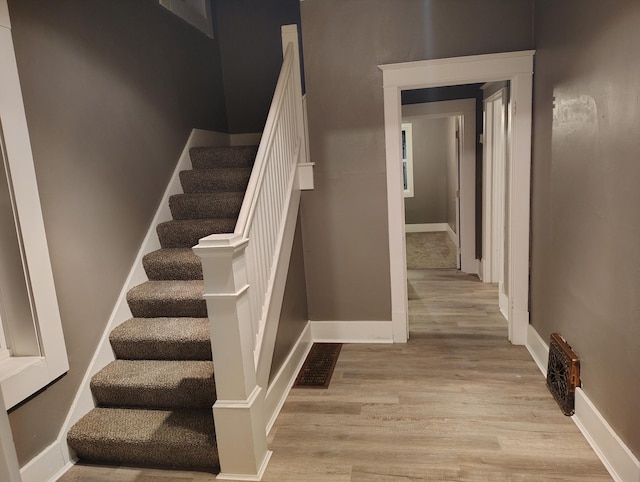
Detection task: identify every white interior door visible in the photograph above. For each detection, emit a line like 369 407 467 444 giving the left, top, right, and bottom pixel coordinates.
482 89 508 312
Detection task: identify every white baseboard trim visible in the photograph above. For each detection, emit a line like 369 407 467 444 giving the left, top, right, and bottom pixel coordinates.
574 389 640 482
446 223 458 247
19 439 70 482
525 324 548 376
265 323 312 434
51 129 233 473
405 223 448 233
310 321 393 343
526 325 640 482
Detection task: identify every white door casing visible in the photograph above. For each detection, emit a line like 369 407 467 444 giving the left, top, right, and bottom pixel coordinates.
379 50 534 345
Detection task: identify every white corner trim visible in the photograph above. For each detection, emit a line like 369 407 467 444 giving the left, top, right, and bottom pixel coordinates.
573 389 640 482
446 223 458 247
265 323 312 433
310 321 393 343
52 129 232 473
405 223 448 233
19 439 71 482
525 324 640 482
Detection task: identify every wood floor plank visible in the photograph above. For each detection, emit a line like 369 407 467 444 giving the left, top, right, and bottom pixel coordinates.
58 269 611 481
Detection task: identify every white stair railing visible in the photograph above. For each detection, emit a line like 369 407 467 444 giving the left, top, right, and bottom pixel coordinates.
193 24 313 481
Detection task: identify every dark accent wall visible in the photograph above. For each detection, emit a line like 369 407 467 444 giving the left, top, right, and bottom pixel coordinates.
300 0 533 321
269 216 308 382
214 0 302 134
532 0 640 458
7 0 227 465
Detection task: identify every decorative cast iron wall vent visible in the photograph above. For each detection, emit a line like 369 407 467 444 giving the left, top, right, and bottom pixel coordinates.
547 333 581 416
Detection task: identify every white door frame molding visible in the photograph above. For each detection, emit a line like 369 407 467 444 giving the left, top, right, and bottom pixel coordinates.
379 50 534 345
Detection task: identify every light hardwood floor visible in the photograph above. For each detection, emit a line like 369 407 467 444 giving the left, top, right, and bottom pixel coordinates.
58 270 611 481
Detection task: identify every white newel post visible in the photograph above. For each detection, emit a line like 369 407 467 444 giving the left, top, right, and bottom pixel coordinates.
194 234 272 481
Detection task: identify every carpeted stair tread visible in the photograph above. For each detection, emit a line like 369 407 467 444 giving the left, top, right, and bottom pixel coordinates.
180 167 252 194
67 407 218 470
156 218 237 249
67 143 261 472
190 145 258 169
110 317 211 360
91 360 216 409
143 248 202 280
169 192 244 220
127 280 206 318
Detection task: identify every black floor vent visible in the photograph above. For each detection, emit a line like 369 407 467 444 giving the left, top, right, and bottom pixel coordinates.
547 333 581 416
293 343 342 389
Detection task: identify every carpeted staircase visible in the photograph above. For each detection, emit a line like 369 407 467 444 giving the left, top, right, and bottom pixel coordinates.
67 145 258 471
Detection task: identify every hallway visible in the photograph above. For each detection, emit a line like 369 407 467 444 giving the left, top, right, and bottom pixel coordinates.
261 270 610 481
59 270 611 481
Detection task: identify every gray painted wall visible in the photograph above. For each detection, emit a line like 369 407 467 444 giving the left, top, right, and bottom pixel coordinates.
7 0 227 465
403 117 450 225
214 0 302 134
269 216 308 382
531 0 640 458
299 0 533 321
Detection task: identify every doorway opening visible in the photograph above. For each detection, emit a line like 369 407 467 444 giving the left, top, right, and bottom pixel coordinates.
379 50 535 344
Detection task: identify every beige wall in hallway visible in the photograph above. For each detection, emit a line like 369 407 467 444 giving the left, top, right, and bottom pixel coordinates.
299 0 534 321
7 0 227 465
531 0 640 458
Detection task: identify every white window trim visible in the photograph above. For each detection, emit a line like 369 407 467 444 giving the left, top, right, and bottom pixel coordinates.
0 5 68 409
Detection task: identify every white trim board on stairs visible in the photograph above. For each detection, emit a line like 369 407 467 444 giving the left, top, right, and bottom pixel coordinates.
525 325 640 482
38 129 259 482
265 323 313 433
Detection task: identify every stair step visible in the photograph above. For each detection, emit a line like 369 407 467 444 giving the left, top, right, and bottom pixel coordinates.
110 317 211 360
169 192 244 220
190 145 258 169
67 407 218 470
91 360 216 409
143 248 202 280
180 167 252 194
156 218 236 249
127 280 206 318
